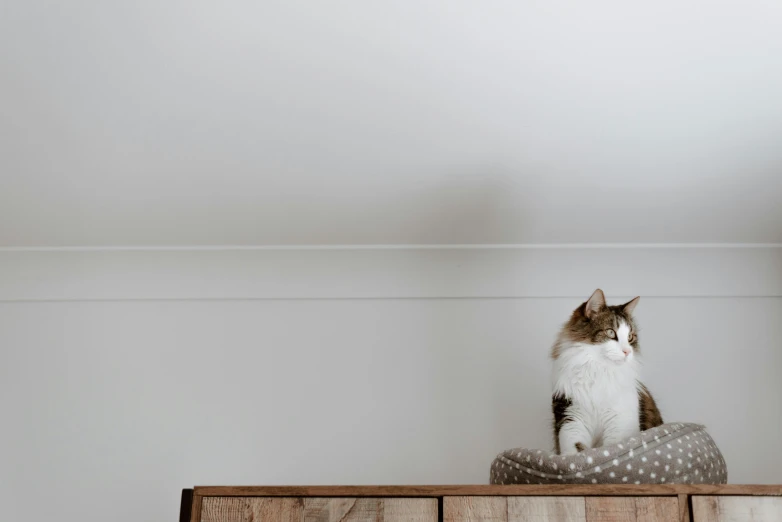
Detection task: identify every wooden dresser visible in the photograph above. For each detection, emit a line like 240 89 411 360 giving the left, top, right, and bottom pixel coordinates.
181 485 782 522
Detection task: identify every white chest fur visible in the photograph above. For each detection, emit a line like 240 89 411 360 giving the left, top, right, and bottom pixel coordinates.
553 341 641 453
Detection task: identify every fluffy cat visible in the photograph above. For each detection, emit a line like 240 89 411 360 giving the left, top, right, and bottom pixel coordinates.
551 289 663 455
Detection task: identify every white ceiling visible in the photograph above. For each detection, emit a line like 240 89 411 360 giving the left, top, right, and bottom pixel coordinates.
2 1 782 246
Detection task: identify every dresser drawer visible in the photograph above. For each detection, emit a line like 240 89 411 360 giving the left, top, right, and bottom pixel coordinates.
692 496 782 521
443 495 680 522
199 497 437 522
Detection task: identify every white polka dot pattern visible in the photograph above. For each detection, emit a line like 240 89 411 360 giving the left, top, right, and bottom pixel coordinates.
489 423 727 486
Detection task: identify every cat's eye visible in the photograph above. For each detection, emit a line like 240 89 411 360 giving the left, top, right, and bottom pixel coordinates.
606 329 616 338
629 333 636 343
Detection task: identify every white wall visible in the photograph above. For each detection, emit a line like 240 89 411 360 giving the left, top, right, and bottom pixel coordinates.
3 0 782 246
1 246 780 522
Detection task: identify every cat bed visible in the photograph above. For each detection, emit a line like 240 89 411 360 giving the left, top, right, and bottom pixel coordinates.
490 423 727 485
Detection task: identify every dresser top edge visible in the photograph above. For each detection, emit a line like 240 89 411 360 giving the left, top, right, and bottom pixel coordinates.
191 485 782 497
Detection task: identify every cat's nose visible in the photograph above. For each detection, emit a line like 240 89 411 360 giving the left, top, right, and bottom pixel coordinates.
622 347 632 356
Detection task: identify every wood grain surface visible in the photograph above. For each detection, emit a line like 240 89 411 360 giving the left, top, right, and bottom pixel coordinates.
444 496 677 521
586 497 678 522
678 494 690 522
508 497 586 521
201 497 304 522
198 497 436 522
443 497 507 522
691 496 782 521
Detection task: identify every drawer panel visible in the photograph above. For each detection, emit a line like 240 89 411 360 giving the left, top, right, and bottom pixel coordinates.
200 497 437 522
692 496 782 521
443 496 679 522
201 498 302 522
586 497 679 522
443 496 508 521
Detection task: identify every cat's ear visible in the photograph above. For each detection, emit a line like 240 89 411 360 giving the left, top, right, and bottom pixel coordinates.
622 296 640 315
584 289 606 319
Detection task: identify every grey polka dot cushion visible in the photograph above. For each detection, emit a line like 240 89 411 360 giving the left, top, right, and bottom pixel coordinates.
490 423 727 485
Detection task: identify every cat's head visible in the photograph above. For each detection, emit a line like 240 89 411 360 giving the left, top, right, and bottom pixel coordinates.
552 289 640 364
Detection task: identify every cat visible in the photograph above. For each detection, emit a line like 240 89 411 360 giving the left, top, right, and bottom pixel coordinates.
551 289 663 455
